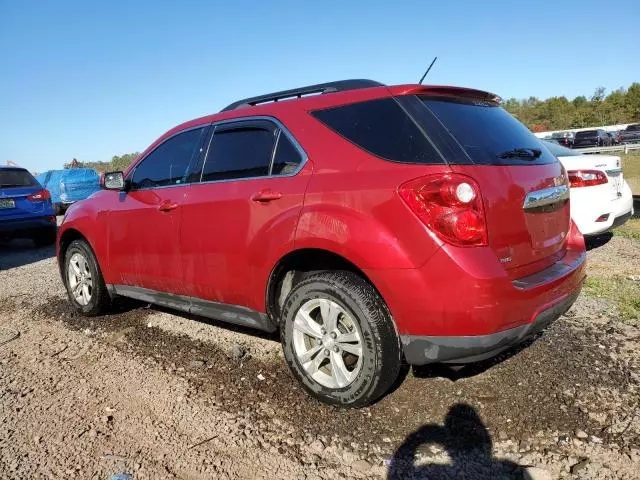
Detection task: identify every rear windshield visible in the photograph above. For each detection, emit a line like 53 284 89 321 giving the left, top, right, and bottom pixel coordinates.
0 169 37 187
627 124 640 131
575 130 597 138
543 140 581 157
418 97 557 165
551 132 568 138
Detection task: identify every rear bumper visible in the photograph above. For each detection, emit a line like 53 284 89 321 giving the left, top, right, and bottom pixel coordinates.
579 187 634 236
0 216 57 237
401 287 581 365
364 221 586 365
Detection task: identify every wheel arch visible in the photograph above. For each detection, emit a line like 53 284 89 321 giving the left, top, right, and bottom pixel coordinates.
265 247 388 325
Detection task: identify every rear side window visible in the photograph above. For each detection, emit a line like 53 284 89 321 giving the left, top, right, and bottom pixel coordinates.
0 169 37 187
131 127 205 190
311 98 442 164
419 97 557 165
202 123 276 182
271 132 303 175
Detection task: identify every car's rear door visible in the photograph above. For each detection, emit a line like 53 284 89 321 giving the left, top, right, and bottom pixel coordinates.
180 118 310 311
107 126 207 293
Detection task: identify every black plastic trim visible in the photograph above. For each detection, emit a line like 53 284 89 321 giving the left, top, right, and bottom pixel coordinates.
111 285 277 333
401 288 581 365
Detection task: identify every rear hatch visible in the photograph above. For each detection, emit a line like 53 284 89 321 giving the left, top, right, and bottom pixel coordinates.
403 95 570 274
0 169 48 221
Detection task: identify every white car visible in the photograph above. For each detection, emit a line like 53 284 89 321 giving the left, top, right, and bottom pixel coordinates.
543 141 634 236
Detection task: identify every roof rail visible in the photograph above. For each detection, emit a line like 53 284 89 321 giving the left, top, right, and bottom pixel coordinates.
220 79 384 112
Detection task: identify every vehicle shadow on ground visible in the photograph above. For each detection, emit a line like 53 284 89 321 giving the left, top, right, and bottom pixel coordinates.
0 239 55 270
387 403 525 479
585 232 613 251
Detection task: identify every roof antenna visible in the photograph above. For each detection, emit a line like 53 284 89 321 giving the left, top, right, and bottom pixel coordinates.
419 57 438 85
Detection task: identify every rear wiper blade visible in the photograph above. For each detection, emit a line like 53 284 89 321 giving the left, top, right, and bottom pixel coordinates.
497 148 542 160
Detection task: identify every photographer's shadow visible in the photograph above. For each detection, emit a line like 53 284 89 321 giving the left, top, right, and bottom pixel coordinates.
388 403 526 479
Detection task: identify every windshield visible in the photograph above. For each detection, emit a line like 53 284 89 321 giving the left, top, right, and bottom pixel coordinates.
0 169 38 187
542 140 581 157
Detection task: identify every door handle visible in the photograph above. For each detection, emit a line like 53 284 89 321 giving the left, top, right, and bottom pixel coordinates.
251 189 282 203
158 202 179 212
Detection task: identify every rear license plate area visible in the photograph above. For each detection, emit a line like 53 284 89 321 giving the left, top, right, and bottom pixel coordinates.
0 199 16 209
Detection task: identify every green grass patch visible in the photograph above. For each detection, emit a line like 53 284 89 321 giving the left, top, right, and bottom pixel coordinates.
584 275 640 324
613 218 640 241
621 153 640 195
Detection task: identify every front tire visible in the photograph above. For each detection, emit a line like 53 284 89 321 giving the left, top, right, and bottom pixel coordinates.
63 239 110 316
280 271 402 407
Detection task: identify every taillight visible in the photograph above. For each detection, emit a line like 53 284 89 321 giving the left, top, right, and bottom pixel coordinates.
26 189 51 201
567 170 608 188
398 173 487 247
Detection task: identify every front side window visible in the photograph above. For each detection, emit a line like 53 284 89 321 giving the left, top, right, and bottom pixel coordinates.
131 127 205 190
201 122 277 182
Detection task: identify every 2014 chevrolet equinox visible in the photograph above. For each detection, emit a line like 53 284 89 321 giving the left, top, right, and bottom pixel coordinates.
57 80 586 407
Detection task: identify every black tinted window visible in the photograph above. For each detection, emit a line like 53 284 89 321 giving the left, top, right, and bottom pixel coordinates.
202 125 276 182
575 130 597 138
0 169 37 187
311 98 442 164
272 132 303 175
420 97 556 165
132 128 204 189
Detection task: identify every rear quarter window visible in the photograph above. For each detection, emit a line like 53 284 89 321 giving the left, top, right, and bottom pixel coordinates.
311 98 443 164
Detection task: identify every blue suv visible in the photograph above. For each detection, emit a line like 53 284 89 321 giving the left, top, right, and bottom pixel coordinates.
0 166 57 246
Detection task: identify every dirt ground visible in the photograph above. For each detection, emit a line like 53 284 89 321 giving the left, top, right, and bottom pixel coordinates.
0 233 639 479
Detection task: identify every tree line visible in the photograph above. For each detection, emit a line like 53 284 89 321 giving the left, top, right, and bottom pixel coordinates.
503 83 640 132
63 153 140 172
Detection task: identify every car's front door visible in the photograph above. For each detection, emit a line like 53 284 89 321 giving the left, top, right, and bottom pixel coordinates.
180 119 310 311
107 126 207 294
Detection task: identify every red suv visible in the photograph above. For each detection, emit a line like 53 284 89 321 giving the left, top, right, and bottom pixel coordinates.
57 80 586 407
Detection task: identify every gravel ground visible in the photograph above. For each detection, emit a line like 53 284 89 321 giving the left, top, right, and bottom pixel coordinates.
0 235 639 479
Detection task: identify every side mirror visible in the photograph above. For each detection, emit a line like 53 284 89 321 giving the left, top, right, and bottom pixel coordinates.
103 171 126 191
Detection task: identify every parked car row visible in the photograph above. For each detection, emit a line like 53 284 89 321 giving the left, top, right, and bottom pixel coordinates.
546 124 640 149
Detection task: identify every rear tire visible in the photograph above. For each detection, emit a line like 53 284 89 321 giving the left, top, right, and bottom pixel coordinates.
280 271 402 407
33 227 57 247
63 239 110 316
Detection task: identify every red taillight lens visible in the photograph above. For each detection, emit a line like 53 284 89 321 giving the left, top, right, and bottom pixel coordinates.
399 174 487 247
26 189 51 201
567 170 608 188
